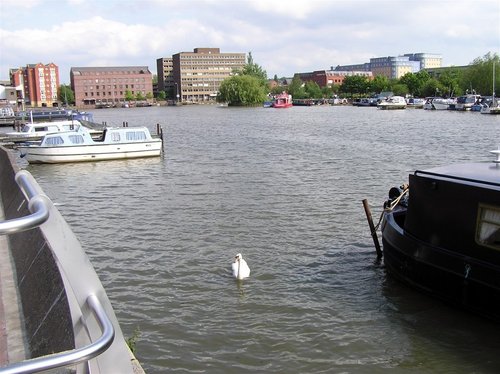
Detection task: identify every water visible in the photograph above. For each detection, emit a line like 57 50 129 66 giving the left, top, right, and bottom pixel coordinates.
19 106 500 373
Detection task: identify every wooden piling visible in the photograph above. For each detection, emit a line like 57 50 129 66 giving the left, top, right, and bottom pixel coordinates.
362 199 382 258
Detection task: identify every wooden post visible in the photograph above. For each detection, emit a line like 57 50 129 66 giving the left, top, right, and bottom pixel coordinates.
362 199 382 258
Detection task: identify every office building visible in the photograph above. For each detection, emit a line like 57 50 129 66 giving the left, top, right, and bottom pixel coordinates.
158 48 246 102
335 53 442 79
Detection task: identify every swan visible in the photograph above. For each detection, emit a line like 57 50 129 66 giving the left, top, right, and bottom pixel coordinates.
232 253 250 280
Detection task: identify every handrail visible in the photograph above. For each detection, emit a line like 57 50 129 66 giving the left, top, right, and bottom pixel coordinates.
0 294 115 374
0 170 49 235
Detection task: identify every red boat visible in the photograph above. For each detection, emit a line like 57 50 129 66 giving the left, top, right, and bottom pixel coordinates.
272 92 293 108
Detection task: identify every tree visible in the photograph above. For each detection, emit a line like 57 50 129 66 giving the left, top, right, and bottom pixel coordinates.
58 84 75 105
125 90 134 101
391 83 409 97
240 52 268 86
304 81 323 99
461 52 500 96
157 91 166 100
287 75 306 99
217 75 268 106
437 68 463 96
340 75 370 97
420 78 446 98
136 92 145 101
369 75 390 94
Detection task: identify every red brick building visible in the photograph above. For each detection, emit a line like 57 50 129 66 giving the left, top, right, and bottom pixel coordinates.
10 63 60 108
296 69 373 88
70 66 153 108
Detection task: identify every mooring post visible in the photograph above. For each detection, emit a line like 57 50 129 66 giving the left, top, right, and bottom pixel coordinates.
362 199 382 258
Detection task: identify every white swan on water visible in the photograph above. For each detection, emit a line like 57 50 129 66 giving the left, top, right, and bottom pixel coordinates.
232 253 250 280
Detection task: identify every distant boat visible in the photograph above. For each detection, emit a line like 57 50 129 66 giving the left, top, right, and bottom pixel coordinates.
454 93 481 111
405 97 425 109
16 108 94 123
18 125 162 164
353 98 377 107
423 97 456 110
377 96 407 110
481 63 500 115
272 92 293 108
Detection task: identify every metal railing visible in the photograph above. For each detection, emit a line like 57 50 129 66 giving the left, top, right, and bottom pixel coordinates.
0 171 49 234
0 170 116 373
0 295 115 374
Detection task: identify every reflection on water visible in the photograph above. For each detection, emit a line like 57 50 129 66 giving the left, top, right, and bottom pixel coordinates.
24 106 500 373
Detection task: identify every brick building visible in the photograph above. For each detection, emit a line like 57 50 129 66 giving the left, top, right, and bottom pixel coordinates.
296 69 373 88
10 63 60 108
158 48 246 103
70 66 153 107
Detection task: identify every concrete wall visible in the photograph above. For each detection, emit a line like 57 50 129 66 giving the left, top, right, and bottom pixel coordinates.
0 147 74 359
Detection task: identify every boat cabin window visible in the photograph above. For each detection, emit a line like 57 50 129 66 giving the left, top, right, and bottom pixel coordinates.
45 136 64 145
126 131 147 141
111 132 121 142
69 135 85 144
476 204 500 250
34 126 49 133
62 124 77 131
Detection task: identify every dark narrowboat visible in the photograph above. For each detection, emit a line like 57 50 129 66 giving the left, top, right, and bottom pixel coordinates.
381 150 500 320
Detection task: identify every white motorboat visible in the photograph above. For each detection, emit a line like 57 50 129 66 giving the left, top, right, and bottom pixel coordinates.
4 120 97 142
377 96 407 110
454 94 481 111
423 97 456 110
18 125 163 163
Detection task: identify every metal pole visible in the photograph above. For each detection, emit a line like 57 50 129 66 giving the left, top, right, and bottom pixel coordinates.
362 199 382 258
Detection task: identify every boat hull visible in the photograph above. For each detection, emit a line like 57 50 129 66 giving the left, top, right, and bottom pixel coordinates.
382 208 500 321
19 141 162 164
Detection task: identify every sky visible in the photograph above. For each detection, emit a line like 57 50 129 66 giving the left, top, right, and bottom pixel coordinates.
0 0 499 84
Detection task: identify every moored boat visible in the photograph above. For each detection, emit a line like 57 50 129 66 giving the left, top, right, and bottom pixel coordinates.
480 63 500 115
453 93 481 111
272 92 293 108
405 97 425 109
4 119 101 143
380 150 500 320
423 97 456 110
18 125 163 163
377 96 407 110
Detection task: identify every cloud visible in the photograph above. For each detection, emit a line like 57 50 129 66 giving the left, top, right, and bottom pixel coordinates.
0 0 498 83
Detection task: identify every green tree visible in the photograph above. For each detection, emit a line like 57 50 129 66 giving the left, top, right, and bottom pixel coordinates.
217 75 268 106
369 75 390 94
125 90 134 101
398 73 419 96
240 52 268 86
438 68 463 96
157 91 166 100
136 92 145 101
304 81 323 99
287 75 306 99
58 84 75 105
391 83 409 97
340 75 370 97
461 52 500 96
420 78 446 98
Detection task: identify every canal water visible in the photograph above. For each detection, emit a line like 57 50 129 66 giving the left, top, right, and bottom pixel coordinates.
20 106 500 373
